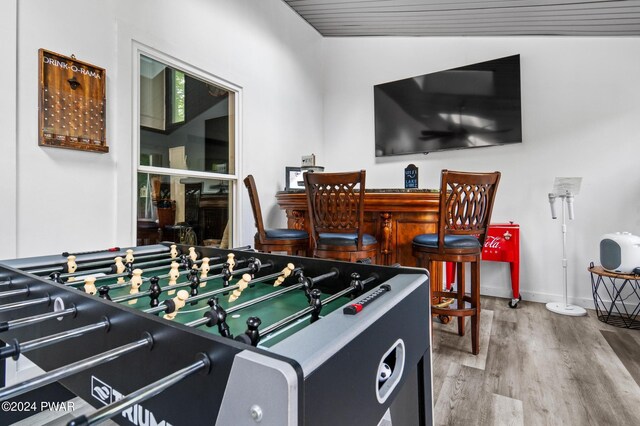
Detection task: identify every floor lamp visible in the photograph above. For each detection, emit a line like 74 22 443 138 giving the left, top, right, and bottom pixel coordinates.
547 190 587 316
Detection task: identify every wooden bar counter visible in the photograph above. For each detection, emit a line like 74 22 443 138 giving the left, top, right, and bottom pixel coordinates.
275 189 440 267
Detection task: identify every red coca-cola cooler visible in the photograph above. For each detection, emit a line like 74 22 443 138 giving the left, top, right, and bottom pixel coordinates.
446 222 521 308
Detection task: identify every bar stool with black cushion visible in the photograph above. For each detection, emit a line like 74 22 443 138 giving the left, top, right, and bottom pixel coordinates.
303 170 378 263
412 170 501 355
244 175 309 256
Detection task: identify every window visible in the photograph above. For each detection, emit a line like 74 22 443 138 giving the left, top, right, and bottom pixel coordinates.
136 54 238 248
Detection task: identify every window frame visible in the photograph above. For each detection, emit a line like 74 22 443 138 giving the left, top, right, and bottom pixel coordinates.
132 44 242 247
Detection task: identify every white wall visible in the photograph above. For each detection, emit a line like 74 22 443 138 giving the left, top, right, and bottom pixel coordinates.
322 37 640 307
0 0 18 259
4 0 324 257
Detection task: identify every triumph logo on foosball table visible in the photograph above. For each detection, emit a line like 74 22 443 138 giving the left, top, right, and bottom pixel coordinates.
91 376 112 405
91 376 173 426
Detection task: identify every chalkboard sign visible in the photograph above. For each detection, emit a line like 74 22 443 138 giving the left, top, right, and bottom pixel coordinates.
404 164 418 189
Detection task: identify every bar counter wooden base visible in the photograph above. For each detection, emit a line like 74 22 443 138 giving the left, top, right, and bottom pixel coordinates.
276 188 442 284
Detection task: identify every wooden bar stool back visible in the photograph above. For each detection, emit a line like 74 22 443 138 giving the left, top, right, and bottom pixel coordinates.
303 170 378 263
412 169 501 354
244 175 309 256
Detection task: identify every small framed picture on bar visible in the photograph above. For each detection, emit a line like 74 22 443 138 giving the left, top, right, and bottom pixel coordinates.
285 167 306 191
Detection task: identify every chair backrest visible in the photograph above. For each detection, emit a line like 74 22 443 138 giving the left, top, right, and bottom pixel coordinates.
303 170 367 249
243 175 267 243
437 170 501 250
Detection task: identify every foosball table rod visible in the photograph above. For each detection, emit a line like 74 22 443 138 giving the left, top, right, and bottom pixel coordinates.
67 354 210 426
296 268 339 302
0 287 31 299
0 318 110 361
25 249 171 275
0 296 51 314
0 333 153 401
0 306 76 332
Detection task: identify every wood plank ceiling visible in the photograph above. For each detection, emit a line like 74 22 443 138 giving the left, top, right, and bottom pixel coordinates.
282 0 640 36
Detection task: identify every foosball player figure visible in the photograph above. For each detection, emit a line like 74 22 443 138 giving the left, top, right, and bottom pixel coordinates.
148 277 162 308
167 261 180 295
188 247 198 262
310 289 323 323
128 269 143 305
125 249 135 264
124 261 134 279
188 270 201 303
179 254 194 271
204 297 231 338
65 255 78 282
113 256 125 284
247 258 262 287
98 285 111 300
274 263 295 287
199 257 210 284
49 272 63 284
228 274 252 303
221 262 233 293
170 244 178 259
83 276 97 296
226 253 236 272
295 270 314 303
349 272 366 296
163 290 189 320
235 317 262 347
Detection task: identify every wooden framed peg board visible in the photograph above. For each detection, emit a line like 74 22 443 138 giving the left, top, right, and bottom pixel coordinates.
38 49 108 153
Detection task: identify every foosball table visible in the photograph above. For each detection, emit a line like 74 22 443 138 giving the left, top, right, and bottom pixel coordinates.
0 243 432 425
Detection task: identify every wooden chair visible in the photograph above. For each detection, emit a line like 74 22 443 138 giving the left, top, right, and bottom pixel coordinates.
303 170 378 263
244 175 309 256
412 170 501 355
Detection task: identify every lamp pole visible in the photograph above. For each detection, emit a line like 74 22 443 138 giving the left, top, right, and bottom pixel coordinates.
546 191 586 316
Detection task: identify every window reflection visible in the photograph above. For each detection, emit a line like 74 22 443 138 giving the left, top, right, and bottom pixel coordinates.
139 55 234 174
137 173 232 248
137 54 236 248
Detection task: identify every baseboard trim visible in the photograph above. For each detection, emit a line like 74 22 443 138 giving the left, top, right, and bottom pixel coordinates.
480 285 595 310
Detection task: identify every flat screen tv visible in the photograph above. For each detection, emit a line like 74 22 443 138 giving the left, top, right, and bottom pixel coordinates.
374 55 522 157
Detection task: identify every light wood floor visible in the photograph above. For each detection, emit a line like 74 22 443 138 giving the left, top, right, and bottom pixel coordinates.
432 296 640 426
